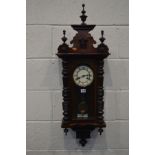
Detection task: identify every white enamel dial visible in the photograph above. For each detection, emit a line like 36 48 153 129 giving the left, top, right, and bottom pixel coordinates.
73 65 94 87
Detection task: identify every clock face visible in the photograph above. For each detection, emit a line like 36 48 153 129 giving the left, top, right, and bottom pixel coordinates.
73 65 94 87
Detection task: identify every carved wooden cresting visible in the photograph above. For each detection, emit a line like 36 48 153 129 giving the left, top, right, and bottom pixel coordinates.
57 4 110 146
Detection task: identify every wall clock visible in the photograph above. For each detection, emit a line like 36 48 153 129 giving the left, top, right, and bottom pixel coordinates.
57 4 110 146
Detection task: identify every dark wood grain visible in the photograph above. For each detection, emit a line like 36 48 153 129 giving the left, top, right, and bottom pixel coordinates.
56 4 110 146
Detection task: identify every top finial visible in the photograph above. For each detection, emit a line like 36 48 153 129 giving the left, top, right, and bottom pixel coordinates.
101 30 104 36
82 4 85 13
80 4 87 24
61 30 67 44
63 30 66 35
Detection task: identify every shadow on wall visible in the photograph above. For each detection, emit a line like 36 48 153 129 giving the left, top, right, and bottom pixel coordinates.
104 59 112 89
41 59 63 90
58 59 63 88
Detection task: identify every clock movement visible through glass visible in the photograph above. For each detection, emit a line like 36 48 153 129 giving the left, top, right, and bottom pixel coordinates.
73 65 94 87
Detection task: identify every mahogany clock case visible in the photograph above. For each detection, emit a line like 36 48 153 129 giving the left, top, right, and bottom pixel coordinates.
57 4 110 146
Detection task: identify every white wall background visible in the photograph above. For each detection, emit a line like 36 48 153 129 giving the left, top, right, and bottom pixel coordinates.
26 0 129 155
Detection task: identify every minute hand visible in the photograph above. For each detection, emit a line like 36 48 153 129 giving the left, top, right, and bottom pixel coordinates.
76 74 90 80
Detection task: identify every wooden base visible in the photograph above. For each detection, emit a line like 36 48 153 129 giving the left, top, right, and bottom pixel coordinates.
61 120 106 128
72 126 95 146
62 121 106 146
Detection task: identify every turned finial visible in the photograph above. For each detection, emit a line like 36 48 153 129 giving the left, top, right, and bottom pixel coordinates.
61 30 67 44
80 4 87 24
99 30 105 44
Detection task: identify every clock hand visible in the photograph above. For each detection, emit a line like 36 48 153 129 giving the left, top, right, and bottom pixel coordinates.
75 77 81 81
81 74 88 78
78 74 89 80
76 74 91 81
86 74 91 80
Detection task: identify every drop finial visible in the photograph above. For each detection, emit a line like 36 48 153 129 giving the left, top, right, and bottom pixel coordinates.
99 30 105 44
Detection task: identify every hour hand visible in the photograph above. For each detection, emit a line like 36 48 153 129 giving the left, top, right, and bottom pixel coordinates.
75 76 81 80
86 74 91 80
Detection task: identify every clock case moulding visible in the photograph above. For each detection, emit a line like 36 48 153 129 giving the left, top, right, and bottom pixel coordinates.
57 4 110 147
